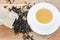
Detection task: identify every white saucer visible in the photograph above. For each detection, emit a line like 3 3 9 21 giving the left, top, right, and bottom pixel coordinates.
27 2 60 35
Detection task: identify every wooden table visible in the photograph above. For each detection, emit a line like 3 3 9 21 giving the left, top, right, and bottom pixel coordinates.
0 0 60 40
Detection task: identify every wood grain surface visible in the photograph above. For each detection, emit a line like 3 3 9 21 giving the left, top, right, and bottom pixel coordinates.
0 0 60 40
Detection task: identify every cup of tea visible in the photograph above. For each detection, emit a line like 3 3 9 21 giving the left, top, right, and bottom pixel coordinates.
27 2 60 35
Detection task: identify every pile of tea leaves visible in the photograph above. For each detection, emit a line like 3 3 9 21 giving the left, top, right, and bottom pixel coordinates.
6 0 14 4
4 3 35 40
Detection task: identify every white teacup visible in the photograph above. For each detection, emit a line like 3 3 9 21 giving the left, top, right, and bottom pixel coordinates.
27 2 60 35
